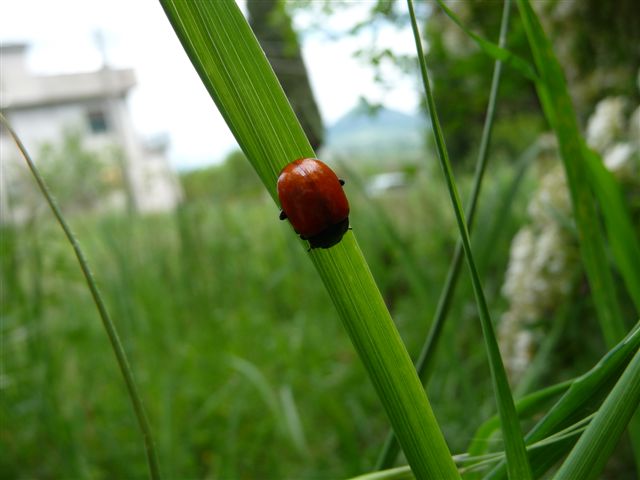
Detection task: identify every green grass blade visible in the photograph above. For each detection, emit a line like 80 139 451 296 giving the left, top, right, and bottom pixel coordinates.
336 159 431 307
160 2 459 478
484 322 640 479
433 0 538 83
583 146 640 313
468 380 571 462
515 0 626 347
161 0 312 191
350 466 413 480
406 1 531 478
554 345 640 480
515 1 640 471
377 0 513 469
0 114 162 480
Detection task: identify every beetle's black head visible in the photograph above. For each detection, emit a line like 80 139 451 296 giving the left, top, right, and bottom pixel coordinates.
306 217 350 249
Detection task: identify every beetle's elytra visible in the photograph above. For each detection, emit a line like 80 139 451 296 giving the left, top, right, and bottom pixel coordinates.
277 158 350 249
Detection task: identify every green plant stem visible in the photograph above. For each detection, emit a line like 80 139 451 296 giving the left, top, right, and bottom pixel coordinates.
406 1 531 479
0 113 162 480
376 0 512 469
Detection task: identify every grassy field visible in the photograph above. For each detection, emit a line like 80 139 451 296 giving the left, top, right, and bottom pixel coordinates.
1 159 541 479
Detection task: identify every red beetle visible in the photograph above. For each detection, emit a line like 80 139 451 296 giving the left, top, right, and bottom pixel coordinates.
277 158 350 249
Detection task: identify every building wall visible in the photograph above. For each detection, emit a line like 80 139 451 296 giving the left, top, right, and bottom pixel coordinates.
3 99 117 151
1 44 182 222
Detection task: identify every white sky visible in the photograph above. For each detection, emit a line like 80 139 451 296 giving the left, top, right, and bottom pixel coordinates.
0 0 420 170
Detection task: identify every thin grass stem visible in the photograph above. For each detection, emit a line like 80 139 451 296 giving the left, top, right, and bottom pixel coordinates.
0 113 162 480
405 1 531 478
376 0 513 470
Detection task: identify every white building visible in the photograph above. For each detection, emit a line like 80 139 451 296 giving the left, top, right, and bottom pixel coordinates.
0 43 181 222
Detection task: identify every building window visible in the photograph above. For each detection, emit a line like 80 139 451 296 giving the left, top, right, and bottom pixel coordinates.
87 109 109 134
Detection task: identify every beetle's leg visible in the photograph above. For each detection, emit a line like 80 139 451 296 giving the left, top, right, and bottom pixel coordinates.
279 210 287 220
339 179 345 186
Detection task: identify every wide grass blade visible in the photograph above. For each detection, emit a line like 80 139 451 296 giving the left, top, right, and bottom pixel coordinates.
336 159 431 308
406 1 531 478
160 1 459 478
554 346 640 479
0 114 162 480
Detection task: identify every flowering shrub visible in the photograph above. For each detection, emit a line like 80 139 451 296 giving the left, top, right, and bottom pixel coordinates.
499 84 640 380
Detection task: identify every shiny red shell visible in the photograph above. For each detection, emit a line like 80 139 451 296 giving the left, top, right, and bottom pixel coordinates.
277 158 350 249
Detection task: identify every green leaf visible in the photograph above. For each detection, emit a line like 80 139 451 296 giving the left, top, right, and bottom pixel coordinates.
349 466 413 480
467 380 571 462
160 1 459 478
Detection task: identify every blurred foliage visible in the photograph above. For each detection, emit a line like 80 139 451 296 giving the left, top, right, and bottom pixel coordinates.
179 150 263 203
536 0 640 118
424 1 543 164
423 0 639 163
288 0 639 167
0 158 534 478
36 129 122 213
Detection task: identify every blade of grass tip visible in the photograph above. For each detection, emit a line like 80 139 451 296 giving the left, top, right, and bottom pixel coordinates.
0 113 162 480
406 2 532 479
554 344 640 480
376 0 513 469
160 2 460 478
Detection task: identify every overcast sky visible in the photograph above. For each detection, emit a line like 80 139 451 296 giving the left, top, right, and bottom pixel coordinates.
0 0 420 170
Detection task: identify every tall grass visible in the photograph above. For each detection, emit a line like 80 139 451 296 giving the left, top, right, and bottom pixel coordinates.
1 170 522 478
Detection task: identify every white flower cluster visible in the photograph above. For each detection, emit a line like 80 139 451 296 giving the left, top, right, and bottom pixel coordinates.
499 159 579 380
587 96 640 180
586 97 627 153
499 88 640 381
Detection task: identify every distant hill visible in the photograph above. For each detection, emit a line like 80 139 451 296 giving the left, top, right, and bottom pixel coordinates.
322 105 428 163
